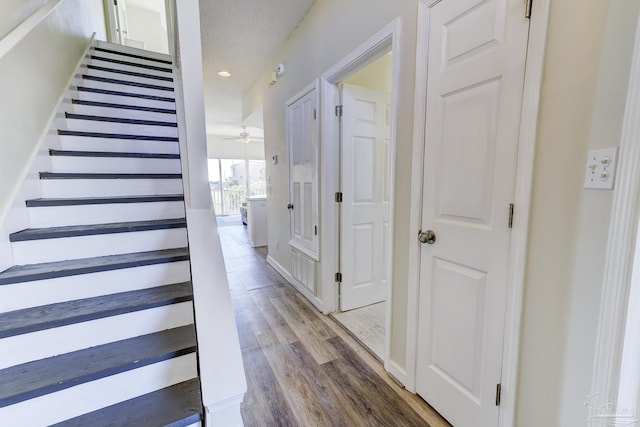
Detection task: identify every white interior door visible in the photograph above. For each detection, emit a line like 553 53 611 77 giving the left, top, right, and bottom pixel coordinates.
415 0 530 426
287 85 319 260
340 83 392 312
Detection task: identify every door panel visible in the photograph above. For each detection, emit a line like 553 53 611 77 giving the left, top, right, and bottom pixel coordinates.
340 84 391 311
287 87 319 259
416 0 529 425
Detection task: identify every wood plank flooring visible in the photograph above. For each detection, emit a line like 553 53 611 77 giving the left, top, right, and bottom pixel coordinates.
219 225 452 427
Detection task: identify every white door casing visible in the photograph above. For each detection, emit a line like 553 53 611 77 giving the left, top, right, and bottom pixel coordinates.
287 82 320 260
415 0 530 425
340 84 392 312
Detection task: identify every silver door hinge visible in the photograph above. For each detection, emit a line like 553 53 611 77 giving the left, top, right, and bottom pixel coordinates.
525 0 532 19
508 203 514 228
335 192 343 203
496 383 502 406
335 105 343 117
335 272 342 282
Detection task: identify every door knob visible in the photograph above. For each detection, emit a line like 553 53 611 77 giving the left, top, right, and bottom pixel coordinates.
287 203 294 210
418 230 436 245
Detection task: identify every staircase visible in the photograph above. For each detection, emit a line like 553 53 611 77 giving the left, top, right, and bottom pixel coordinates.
0 41 203 426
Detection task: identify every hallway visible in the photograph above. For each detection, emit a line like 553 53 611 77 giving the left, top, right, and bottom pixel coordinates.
218 225 451 426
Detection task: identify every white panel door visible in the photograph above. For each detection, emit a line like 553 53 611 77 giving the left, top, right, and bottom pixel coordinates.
287 86 319 259
340 83 392 312
416 0 530 426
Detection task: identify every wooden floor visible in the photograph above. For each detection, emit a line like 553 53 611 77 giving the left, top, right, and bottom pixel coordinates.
219 225 451 427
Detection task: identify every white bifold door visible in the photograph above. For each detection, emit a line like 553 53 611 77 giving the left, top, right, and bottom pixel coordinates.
340 83 392 312
287 84 319 260
415 0 530 426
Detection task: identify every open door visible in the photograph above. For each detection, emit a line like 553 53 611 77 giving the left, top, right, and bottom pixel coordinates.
339 83 391 312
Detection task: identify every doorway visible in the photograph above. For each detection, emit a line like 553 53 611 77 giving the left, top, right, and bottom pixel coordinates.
331 54 393 360
104 0 171 54
320 21 400 364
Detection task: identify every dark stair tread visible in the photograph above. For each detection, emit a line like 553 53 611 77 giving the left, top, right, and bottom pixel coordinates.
86 64 174 82
57 130 179 142
51 379 202 427
64 112 177 127
82 75 175 92
0 325 197 408
26 195 184 207
0 282 193 339
40 172 182 179
49 149 180 159
10 218 187 242
0 247 190 285
77 86 175 103
90 55 172 73
93 47 174 65
72 99 176 114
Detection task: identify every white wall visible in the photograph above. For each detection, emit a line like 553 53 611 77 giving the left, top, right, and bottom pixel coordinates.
343 53 392 92
0 0 106 222
0 0 47 39
517 1 640 426
126 3 168 54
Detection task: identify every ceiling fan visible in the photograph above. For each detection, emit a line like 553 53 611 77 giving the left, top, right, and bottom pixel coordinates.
222 126 263 144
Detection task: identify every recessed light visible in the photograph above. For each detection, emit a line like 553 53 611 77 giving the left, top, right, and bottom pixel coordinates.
217 71 232 78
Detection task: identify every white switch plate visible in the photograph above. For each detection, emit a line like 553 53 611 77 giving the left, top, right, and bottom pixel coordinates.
585 147 618 190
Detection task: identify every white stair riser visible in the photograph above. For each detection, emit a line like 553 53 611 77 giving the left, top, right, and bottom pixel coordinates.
41 178 184 198
12 228 188 264
84 67 174 90
59 135 179 155
0 354 198 427
28 202 186 228
76 87 176 110
71 103 177 122
90 50 174 70
94 41 172 62
89 57 172 79
0 303 194 370
81 78 175 100
65 118 178 138
50 156 182 174
0 261 191 313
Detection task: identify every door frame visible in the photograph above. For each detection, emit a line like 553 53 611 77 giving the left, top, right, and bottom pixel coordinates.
406 0 551 425
319 18 401 367
591 19 640 413
103 0 119 44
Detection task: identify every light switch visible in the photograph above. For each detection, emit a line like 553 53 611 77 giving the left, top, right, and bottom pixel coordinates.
585 147 618 190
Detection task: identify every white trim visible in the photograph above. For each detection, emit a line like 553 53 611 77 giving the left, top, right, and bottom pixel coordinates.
406 1 551 425
387 359 408 386
319 17 401 372
0 0 64 60
204 393 245 427
267 255 324 311
591 19 640 410
103 0 118 44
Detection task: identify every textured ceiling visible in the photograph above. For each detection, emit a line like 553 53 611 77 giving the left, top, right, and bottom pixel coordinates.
199 0 316 140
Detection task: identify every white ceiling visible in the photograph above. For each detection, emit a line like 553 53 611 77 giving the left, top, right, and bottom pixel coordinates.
198 0 317 140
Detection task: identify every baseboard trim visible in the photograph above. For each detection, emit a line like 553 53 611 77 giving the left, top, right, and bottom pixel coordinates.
266 255 323 312
387 359 408 390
